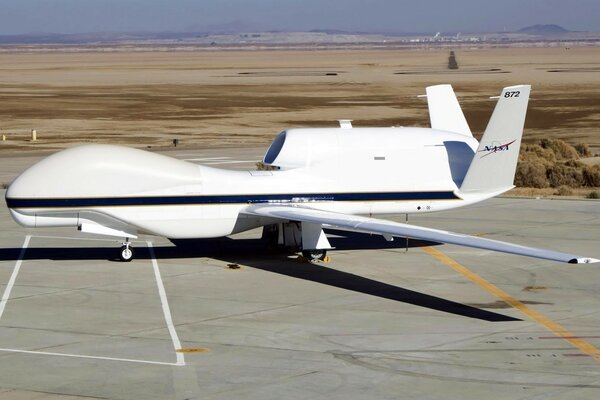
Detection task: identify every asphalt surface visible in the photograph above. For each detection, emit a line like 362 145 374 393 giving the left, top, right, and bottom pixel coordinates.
1 147 600 399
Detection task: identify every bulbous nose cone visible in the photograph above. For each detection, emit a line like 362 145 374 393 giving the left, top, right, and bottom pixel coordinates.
6 144 202 202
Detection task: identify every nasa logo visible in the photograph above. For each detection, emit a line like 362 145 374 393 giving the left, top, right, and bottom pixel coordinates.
479 139 516 158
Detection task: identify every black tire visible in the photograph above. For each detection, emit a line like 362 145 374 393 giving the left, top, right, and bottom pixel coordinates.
119 245 134 262
301 249 326 261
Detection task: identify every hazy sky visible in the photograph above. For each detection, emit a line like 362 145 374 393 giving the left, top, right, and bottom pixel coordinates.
1 0 599 35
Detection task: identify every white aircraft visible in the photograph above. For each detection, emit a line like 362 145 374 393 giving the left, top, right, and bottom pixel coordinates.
5 85 598 264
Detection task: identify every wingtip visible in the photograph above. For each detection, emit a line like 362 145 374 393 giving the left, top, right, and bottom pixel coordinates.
569 257 600 264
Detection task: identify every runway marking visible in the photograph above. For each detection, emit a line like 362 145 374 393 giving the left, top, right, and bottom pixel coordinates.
174 153 206 157
0 236 186 366
422 246 600 363
0 235 30 320
176 348 209 353
202 160 257 165
540 336 600 339
0 347 182 366
182 157 230 161
147 241 186 366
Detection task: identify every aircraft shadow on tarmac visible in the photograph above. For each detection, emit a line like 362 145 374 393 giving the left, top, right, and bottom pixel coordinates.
0 231 520 322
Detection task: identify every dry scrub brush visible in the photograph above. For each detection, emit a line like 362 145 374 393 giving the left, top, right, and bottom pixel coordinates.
515 139 600 189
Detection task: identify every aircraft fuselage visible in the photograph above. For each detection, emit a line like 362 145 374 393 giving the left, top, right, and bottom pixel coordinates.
6 127 486 239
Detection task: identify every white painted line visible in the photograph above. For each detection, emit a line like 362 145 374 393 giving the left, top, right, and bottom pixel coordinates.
147 241 186 366
182 157 230 161
202 160 257 165
174 153 205 157
0 347 181 366
0 235 30 320
0 237 184 367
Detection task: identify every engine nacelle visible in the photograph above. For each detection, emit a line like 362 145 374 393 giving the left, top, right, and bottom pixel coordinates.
262 127 477 188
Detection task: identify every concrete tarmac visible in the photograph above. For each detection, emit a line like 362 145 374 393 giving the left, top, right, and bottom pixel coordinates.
1 147 600 399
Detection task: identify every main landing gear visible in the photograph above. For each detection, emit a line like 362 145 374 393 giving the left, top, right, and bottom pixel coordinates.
301 249 331 263
263 223 333 263
119 240 134 262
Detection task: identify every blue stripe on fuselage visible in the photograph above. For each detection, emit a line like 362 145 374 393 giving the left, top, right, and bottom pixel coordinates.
5 191 460 209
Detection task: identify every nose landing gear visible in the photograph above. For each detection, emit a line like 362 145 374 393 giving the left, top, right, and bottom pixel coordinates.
119 240 134 262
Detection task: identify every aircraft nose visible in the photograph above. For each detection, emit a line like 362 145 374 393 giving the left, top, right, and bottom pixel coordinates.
5 171 80 229
5 175 25 209
5 167 39 210
5 174 37 227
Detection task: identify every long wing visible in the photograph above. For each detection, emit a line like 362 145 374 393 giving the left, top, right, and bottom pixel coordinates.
243 205 598 264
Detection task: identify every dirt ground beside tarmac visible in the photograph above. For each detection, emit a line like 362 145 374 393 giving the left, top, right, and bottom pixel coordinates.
0 47 599 154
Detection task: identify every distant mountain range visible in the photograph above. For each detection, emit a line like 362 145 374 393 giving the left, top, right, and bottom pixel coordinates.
517 24 569 35
0 24 581 45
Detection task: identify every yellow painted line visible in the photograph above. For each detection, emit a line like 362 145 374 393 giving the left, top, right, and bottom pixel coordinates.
176 348 209 353
422 246 600 362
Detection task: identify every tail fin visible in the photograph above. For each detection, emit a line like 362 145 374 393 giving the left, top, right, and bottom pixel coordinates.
426 84 472 137
460 85 531 194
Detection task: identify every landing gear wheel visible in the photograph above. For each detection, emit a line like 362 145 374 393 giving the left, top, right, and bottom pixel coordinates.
119 245 134 262
301 249 326 261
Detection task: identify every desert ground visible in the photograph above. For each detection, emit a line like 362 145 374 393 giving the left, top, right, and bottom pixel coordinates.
0 47 599 155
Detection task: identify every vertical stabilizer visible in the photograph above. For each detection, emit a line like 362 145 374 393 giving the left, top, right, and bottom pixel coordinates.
426 84 472 137
460 85 531 194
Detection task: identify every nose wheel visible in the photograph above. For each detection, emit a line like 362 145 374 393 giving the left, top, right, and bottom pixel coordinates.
119 243 134 262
